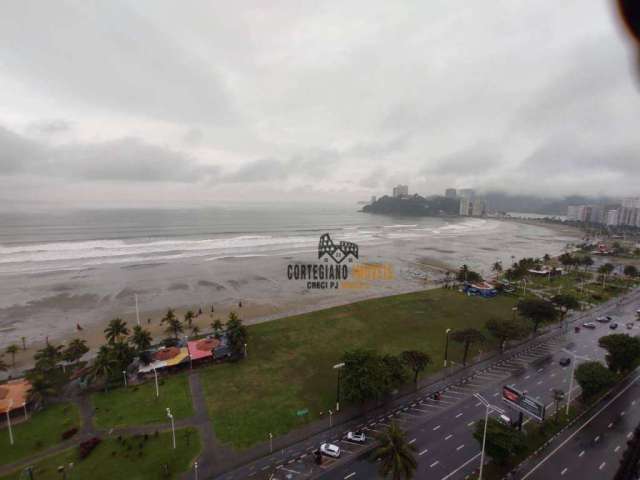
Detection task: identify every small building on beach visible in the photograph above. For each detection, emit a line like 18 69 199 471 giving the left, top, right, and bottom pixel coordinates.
0 378 31 415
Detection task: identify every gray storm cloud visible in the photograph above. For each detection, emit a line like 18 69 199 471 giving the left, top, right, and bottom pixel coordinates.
0 0 639 207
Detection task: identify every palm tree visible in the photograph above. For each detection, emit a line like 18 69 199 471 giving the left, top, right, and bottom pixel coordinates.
104 318 129 344
6 344 19 367
451 328 485 365
491 261 503 275
184 310 195 330
211 319 223 339
91 345 116 392
62 339 89 363
27 372 57 406
552 389 565 420
191 325 201 337
400 350 431 388
598 263 615 289
371 422 417 480
131 325 153 352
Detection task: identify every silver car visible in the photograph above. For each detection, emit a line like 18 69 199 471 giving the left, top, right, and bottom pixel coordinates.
320 443 341 458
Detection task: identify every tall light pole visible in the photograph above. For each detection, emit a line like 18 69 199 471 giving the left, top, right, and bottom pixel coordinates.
474 393 505 480
333 362 345 412
166 408 176 449
443 329 452 367
22 401 27 420
194 461 198 480
269 432 273 453
244 343 248 358
562 348 590 415
6 399 14 446
153 367 159 399
135 293 140 327
122 370 128 388
328 409 333 427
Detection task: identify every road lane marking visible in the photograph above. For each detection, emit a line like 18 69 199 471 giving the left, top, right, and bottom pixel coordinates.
561 468 568 475
599 462 606 470
430 461 439 468
455 413 463 418
408 438 416 445
456 444 464 451
608 422 613 428
615 445 621 453
520 373 640 479
344 473 356 480
440 453 481 480
419 449 429 456
445 434 453 440
433 425 441 431
595 435 600 443
467 421 475 427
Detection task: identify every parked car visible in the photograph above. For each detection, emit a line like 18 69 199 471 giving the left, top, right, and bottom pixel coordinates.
627 323 634 330
346 431 366 443
610 322 619 330
320 443 341 458
559 357 571 366
596 316 613 323
574 326 580 333
582 322 596 329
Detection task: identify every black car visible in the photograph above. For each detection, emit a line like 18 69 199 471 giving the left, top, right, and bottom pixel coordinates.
559 357 571 366
610 322 619 330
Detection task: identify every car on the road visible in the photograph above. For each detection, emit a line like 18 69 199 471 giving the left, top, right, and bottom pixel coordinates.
610 322 619 330
627 323 634 330
346 431 366 443
496 413 512 426
596 316 613 323
559 357 571 366
582 322 596 329
320 443 341 458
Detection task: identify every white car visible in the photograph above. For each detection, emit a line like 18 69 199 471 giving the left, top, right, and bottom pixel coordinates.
320 443 341 458
596 316 612 323
346 431 366 443
582 322 596 329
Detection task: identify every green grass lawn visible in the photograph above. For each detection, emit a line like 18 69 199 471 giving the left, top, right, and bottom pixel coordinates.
200 288 518 449
0 428 200 480
91 372 193 428
0 403 80 467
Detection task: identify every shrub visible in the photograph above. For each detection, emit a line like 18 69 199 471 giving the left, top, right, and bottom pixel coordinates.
61 427 79 440
79 437 101 459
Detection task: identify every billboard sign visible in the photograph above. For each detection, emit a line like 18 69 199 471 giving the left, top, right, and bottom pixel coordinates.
502 385 545 422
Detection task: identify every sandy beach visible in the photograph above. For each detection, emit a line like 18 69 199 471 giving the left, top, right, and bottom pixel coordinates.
0 215 581 374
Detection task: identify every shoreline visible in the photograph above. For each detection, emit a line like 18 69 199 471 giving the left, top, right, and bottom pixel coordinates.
0 218 583 376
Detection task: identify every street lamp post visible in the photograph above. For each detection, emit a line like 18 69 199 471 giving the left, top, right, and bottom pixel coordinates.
562 348 590 415
23 402 27 420
269 432 273 453
122 370 128 388
328 409 333 427
6 399 14 446
153 367 159 399
194 461 198 480
166 408 176 449
474 393 505 480
443 329 452 368
244 343 248 358
333 362 345 412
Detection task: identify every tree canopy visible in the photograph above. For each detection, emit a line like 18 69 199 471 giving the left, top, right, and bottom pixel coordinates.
450 328 485 365
400 350 431 386
342 349 407 404
370 422 417 480
574 361 617 398
517 298 558 332
472 417 526 465
598 334 640 373
485 318 529 353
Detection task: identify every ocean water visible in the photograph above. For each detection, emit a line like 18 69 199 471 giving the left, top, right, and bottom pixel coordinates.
0 205 500 275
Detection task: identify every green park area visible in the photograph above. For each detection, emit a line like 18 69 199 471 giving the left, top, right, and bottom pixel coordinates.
91 372 193 428
0 403 80 467
200 288 518 448
0 428 200 480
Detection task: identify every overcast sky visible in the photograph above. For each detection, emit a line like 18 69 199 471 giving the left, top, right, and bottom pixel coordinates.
1 0 639 209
